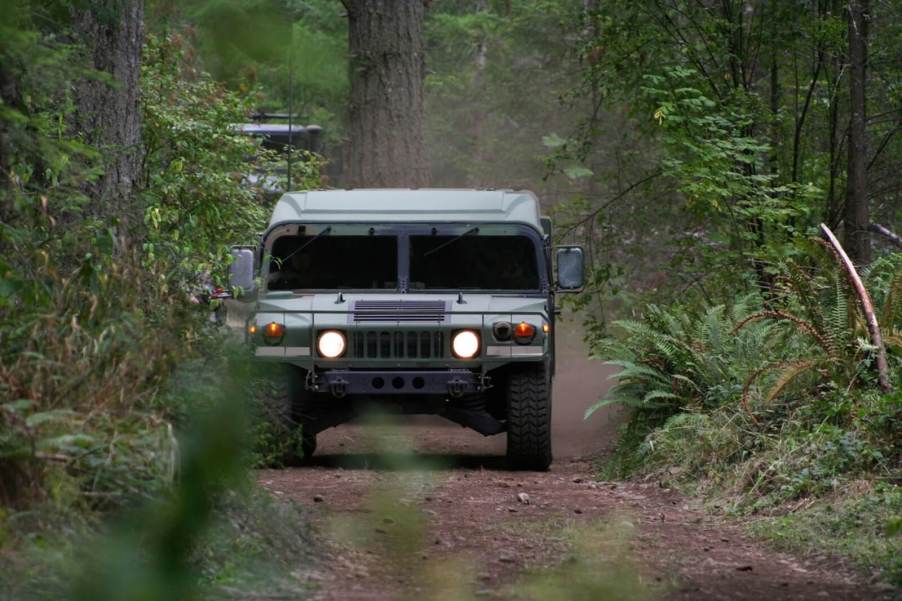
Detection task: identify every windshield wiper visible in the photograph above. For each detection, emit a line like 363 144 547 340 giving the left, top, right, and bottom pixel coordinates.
274 226 332 268
422 226 479 257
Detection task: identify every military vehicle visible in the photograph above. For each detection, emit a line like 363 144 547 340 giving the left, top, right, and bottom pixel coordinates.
233 115 323 197
229 189 584 470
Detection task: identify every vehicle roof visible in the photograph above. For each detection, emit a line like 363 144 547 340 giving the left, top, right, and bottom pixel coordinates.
235 123 322 135
269 189 542 230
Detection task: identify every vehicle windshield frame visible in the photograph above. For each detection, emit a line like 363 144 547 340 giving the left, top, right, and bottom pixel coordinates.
259 222 548 294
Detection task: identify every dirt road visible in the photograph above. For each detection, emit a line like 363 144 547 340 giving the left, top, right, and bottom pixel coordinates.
258 324 891 600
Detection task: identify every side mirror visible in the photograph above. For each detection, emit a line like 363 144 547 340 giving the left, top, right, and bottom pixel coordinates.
229 246 257 299
555 246 585 291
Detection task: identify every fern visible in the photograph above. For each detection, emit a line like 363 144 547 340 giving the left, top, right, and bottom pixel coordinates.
764 359 818 403
879 265 902 331
825 276 850 352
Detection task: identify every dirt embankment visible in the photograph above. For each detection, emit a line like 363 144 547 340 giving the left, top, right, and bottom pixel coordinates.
258 321 892 600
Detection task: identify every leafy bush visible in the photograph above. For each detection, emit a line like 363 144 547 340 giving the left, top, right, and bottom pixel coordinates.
0 12 328 503
141 31 322 288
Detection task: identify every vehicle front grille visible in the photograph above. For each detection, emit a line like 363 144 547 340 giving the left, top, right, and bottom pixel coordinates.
350 330 445 359
352 300 447 323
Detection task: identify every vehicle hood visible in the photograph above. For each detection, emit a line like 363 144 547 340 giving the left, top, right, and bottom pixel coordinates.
257 292 547 323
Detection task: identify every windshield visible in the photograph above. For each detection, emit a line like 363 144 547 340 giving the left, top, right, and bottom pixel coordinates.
409 235 539 290
268 235 397 290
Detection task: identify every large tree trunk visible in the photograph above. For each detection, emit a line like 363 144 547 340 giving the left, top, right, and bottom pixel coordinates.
71 0 144 233
0 64 22 198
343 0 429 188
844 0 870 264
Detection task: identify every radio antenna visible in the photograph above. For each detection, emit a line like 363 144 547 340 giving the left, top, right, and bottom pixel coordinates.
286 25 294 192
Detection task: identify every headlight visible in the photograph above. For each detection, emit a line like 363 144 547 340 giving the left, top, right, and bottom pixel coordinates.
452 330 480 359
317 330 346 358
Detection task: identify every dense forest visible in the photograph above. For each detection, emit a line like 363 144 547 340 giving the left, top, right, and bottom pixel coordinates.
1 0 900 599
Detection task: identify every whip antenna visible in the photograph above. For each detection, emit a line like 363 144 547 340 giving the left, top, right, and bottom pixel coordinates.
287 25 294 192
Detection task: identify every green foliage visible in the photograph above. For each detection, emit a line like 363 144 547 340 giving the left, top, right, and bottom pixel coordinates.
0 26 289 509
155 0 349 140
1 348 316 600
594 253 902 581
750 484 902 586
587 296 788 418
141 31 321 288
554 0 902 331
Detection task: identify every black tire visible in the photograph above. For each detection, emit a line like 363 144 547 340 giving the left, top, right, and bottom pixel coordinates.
505 363 552 471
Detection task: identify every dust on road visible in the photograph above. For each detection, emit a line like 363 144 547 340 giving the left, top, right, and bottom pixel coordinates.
258 320 889 601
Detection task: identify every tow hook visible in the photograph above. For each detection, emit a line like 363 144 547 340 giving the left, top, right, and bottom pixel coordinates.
478 374 492 392
329 378 349 399
447 378 467 398
305 371 320 392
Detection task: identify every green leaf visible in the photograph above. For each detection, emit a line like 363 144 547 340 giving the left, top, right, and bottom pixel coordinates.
564 165 594 179
25 410 78 428
542 133 567 148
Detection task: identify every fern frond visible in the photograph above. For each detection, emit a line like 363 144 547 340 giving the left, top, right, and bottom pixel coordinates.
880 267 902 331
733 310 835 359
824 276 851 351
608 363 670 385
764 359 818 403
642 389 680 405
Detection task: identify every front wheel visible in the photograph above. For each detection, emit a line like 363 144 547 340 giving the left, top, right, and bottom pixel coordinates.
505 364 552 471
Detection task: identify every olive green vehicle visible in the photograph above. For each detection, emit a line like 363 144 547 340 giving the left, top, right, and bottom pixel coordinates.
229 189 584 470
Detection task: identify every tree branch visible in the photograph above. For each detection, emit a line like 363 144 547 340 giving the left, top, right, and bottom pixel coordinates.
868 223 902 247
820 223 892 393
558 171 662 239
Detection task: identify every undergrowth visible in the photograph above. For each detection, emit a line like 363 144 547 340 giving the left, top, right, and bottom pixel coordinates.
592 250 902 584
1 22 322 599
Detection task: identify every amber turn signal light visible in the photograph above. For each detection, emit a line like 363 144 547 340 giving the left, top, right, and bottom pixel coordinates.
514 321 536 344
263 322 285 342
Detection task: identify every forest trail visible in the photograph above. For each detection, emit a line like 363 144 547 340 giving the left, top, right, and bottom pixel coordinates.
259 421 888 601
257 326 891 601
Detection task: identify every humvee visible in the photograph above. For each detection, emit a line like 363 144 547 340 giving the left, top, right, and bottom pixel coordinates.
229 189 584 470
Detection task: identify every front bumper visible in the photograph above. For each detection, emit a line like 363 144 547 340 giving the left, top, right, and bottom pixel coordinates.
307 369 487 398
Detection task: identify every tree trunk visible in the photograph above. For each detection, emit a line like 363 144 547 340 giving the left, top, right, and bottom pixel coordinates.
343 0 429 188
844 0 870 264
0 63 22 198
467 0 489 188
71 0 144 233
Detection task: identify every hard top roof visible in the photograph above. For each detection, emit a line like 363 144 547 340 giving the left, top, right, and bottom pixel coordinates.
268 189 542 230
235 123 322 135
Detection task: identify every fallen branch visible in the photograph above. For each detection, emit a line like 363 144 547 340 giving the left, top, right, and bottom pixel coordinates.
868 223 902 247
820 223 893 392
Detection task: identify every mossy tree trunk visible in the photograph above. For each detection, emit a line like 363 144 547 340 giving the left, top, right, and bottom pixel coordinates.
71 0 144 234
342 0 430 188
843 0 870 264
